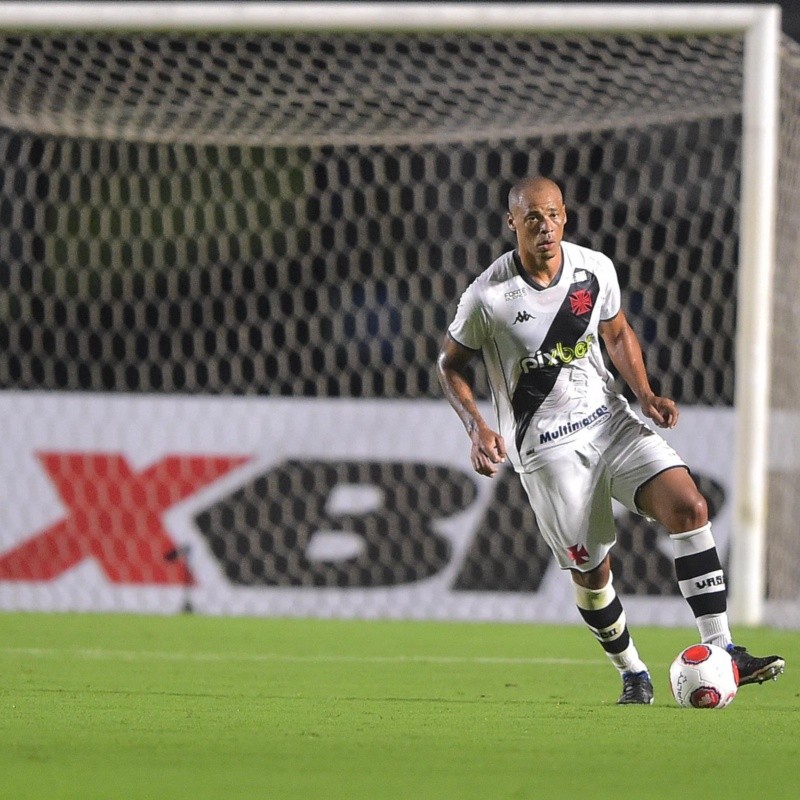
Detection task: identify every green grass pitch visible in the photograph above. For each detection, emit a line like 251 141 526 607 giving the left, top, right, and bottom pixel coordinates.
1 613 797 800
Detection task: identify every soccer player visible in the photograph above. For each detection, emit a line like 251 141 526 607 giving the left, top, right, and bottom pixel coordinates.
436 175 785 704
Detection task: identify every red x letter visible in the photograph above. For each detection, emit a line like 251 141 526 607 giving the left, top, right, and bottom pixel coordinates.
0 452 249 584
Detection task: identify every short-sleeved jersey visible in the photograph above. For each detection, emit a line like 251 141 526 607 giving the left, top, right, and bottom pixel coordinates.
448 241 633 471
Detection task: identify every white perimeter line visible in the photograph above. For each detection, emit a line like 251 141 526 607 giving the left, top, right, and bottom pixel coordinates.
1 647 606 666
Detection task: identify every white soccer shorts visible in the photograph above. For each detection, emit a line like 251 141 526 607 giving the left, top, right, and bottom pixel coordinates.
517 408 686 572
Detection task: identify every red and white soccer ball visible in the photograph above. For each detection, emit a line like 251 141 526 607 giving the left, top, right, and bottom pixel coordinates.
669 643 739 709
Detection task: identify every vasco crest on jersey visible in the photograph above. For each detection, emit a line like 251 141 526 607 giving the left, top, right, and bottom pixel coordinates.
569 288 594 316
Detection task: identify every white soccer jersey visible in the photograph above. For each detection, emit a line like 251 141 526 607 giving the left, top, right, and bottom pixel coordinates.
449 241 635 472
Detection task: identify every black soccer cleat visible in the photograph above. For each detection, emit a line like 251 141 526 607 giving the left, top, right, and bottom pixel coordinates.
727 645 785 686
618 670 655 705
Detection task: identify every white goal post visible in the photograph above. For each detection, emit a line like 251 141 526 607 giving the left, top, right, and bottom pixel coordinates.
0 3 783 625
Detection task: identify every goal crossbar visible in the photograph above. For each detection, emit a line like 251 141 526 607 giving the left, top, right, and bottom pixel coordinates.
0 2 780 33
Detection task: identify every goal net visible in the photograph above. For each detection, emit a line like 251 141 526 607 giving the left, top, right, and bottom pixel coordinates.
0 3 797 625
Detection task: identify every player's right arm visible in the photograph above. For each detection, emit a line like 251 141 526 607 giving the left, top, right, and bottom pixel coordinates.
436 333 507 477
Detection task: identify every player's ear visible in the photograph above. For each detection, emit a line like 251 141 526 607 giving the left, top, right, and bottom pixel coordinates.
507 212 515 231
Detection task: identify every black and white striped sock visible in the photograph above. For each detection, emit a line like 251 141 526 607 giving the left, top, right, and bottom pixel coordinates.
672 523 732 648
573 574 647 675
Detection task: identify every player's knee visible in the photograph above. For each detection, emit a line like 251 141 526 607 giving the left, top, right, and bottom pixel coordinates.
668 493 708 533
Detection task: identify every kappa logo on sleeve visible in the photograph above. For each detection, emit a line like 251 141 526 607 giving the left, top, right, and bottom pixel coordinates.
513 310 535 325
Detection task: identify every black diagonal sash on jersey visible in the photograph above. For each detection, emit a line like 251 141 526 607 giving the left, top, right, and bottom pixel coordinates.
511 274 600 453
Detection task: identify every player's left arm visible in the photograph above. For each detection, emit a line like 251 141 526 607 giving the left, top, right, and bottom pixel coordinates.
599 310 678 429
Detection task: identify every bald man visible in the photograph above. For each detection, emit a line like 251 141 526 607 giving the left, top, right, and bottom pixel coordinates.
437 176 784 704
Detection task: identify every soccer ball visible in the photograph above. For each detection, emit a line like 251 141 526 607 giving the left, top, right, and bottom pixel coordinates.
669 643 739 709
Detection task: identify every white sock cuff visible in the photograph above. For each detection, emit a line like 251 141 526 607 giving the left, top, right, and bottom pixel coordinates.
697 613 732 648
671 523 714 555
611 640 647 675
573 573 615 611
671 522 712 541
